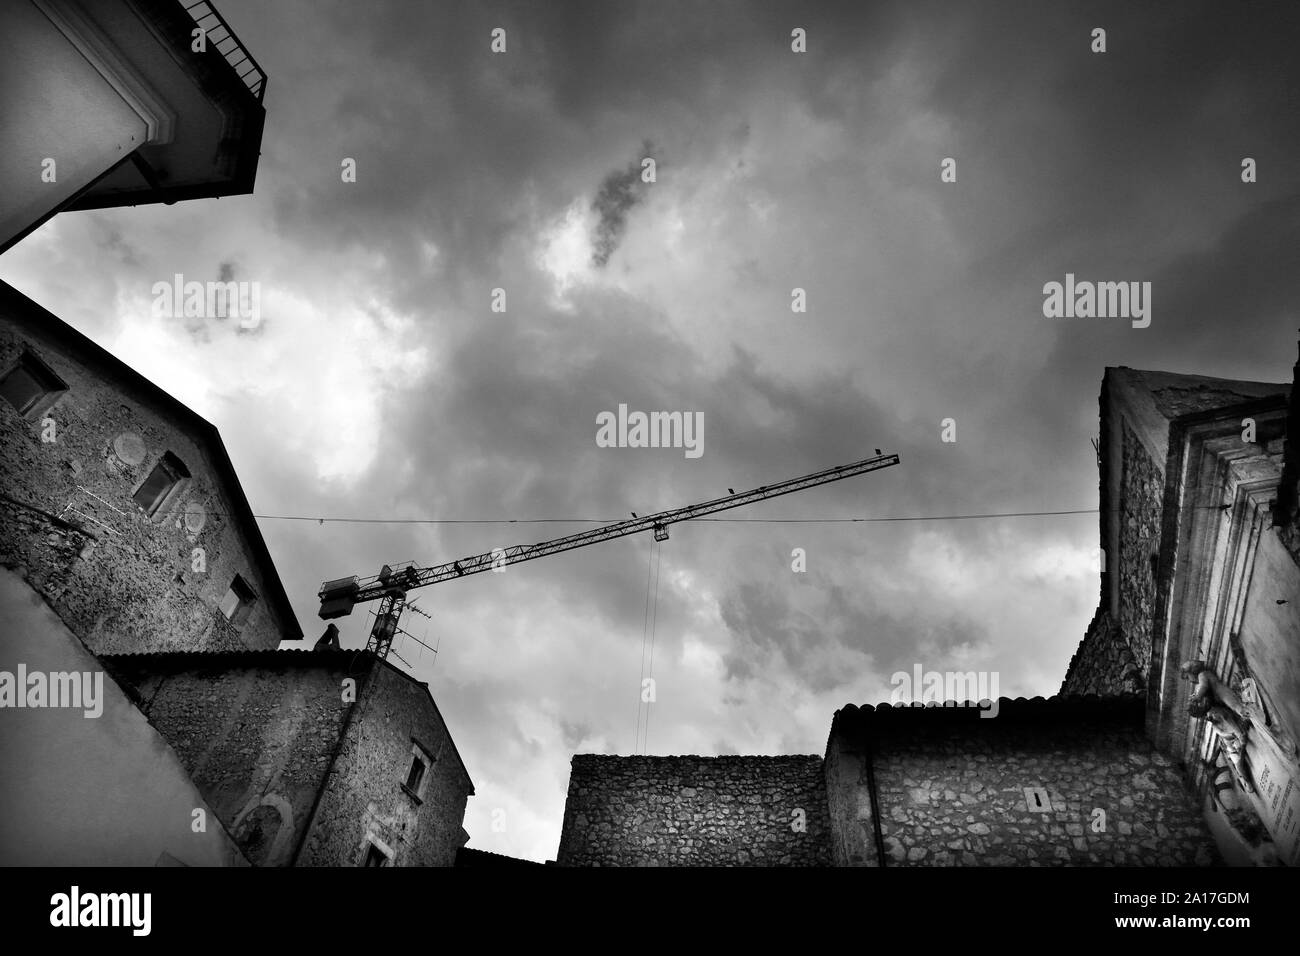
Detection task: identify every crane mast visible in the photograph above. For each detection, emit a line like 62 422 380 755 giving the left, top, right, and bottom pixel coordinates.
318 451 900 659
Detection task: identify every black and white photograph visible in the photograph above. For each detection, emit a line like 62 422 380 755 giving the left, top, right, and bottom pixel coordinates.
0 0 1296 937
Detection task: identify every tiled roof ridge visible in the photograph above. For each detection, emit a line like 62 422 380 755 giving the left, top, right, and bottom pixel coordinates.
570 753 822 762
99 647 362 661
836 691 1142 712
456 846 545 866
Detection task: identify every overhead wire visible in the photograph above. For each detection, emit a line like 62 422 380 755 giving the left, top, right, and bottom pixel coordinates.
179 506 1226 525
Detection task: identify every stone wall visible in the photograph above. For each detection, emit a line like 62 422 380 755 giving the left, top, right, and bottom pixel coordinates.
556 755 831 866
104 650 358 866
1275 342 1300 568
1060 607 1145 697
1119 420 1164 680
0 300 294 653
298 660 475 868
106 650 475 867
830 697 1218 866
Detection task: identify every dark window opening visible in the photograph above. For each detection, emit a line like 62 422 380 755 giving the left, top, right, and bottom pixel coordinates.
406 756 426 793
363 844 388 867
0 350 67 418
133 452 190 516
219 574 257 627
237 804 282 867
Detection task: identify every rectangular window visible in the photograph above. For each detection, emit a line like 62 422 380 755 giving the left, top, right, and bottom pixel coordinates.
133 452 189 517
363 844 388 867
406 756 425 793
403 739 435 802
219 574 257 627
0 350 67 418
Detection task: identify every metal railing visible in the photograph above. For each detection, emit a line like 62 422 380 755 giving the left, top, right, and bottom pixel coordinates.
182 0 267 101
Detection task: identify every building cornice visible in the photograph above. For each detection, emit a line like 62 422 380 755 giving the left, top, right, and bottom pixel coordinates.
33 0 177 145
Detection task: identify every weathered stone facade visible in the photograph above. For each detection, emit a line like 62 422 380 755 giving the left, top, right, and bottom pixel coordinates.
105 650 355 866
557 755 831 866
831 697 1218 867
1060 607 1144 697
1119 420 1163 680
298 660 474 868
0 282 300 654
1275 341 1300 568
557 698 1219 867
104 649 474 866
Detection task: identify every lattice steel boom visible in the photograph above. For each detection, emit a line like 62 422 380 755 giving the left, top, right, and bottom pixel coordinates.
318 451 900 656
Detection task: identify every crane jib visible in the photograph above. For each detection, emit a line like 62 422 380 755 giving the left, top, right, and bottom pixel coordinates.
317 452 899 620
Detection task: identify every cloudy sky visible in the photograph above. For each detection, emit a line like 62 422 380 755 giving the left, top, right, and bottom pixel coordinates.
3 0 1299 862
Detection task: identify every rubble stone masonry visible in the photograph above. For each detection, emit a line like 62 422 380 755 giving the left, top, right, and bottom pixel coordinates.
1119 421 1164 680
1060 607 1145 697
298 661 474 867
830 698 1218 867
557 755 831 866
0 305 293 652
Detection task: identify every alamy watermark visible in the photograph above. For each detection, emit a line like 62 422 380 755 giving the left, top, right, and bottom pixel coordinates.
596 403 703 459
50 886 150 936
152 273 261 329
0 665 103 718
1042 273 1150 328
889 664 1000 718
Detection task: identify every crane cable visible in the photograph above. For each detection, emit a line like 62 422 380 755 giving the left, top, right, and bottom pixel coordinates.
634 537 654 754
634 536 664 755
644 537 663 754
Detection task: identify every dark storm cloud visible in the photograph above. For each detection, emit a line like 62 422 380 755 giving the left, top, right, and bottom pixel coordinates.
590 143 655 267
718 577 989 695
165 0 1300 693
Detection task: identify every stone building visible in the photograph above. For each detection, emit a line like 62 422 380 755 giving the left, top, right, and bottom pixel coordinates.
0 279 301 654
0 0 267 253
556 355 1300 867
823 695 1213 866
0 285 482 862
558 756 831 866
1063 363 1300 865
103 648 475 867
0 2 479 867
0 277 306 865
0 0 283 866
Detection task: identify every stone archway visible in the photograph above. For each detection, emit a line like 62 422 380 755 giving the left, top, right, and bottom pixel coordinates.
232 794 294 866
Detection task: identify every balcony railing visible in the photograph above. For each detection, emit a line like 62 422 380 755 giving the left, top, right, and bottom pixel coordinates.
182 0 267 102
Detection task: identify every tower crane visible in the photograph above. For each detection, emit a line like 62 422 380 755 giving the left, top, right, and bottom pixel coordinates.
317 451 901 659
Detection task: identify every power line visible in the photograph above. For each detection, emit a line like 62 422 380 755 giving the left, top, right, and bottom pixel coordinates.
217 507 1131 525
5 490 1231 530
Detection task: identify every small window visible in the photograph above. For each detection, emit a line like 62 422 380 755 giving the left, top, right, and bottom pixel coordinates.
406 756 426 793
0 350 67 418
363 844 388 867
219 574 257 627
404 739 435 800
133 452 190 516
